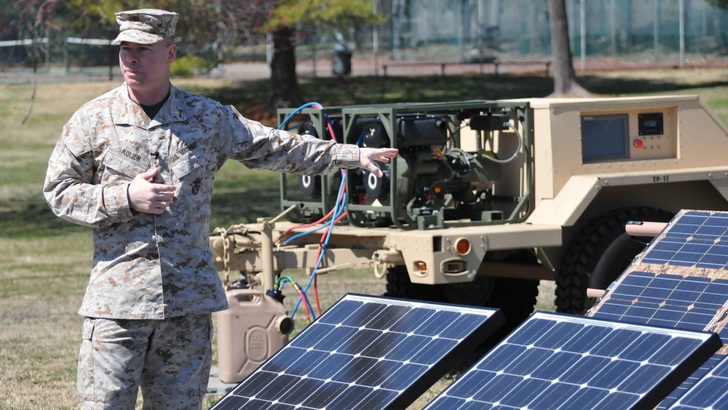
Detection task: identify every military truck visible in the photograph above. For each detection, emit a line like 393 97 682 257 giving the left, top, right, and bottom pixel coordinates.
210 95 728 341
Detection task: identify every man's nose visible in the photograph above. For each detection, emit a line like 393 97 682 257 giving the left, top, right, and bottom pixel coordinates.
123 50 139 63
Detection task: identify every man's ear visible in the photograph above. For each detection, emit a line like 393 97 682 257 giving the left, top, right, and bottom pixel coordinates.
167 43 177 62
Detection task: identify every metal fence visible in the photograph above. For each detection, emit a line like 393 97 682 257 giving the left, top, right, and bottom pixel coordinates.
290 0 728 75
2 0 728 79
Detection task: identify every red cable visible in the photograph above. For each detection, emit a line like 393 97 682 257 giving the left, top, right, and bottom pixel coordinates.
280 278 311 322
314 275 322 316
327 121 338 143
274 207 336 244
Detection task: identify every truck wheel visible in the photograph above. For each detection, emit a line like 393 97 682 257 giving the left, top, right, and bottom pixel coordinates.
384 266 446 302
556 207 672 314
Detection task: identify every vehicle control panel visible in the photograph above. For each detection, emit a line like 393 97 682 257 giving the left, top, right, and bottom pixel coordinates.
580 107 677 163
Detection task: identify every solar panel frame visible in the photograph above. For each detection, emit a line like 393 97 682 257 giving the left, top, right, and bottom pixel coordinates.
211 293 506 410
424 311 722 410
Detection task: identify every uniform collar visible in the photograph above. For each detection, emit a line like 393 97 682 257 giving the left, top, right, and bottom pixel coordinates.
112 83 188 129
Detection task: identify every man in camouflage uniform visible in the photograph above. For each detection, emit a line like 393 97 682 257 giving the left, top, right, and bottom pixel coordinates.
43 8 397 410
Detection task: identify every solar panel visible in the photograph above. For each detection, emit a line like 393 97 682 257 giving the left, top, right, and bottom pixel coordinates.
667 354 728 409
588 271 728 335
211 293 505 410
585 210 728 409
642 210 728 268
588 210 728 338
424 311 722 410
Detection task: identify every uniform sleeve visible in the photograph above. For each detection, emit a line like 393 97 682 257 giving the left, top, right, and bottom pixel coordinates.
224 105 360 174
43 112 135 228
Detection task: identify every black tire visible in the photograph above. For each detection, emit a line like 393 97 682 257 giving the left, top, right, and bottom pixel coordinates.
384 266 446 302
556 207 673 314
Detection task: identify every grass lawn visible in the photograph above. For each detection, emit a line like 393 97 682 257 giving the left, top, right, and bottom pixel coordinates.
2 68 728 409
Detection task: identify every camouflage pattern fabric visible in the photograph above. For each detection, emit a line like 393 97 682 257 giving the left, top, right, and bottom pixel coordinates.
43 83 360 320
112 9 178 45
77 314 212 409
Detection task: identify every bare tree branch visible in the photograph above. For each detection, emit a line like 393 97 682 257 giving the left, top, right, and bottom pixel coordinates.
19 0 56 124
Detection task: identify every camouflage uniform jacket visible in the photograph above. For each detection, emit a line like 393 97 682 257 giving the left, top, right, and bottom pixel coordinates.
43 84 360 320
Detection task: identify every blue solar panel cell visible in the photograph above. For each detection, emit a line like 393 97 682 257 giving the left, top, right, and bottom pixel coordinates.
613 271 654 292
649 305 689 327
424 312 721 410
669 278 710 306
694 280 728 309
640 274 681 300
650 239 684 254
696 224 727 237
211 294 505 410
696 250 728 269
678 309 719 332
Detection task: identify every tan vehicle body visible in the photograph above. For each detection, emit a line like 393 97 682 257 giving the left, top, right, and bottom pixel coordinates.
210 95 728 311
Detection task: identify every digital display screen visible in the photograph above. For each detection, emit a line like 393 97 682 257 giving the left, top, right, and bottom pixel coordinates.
638 112 664 135
581 114 630 163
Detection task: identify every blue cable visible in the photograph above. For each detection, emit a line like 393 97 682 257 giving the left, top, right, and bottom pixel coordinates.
288 128 370 318
277 100 342 320
282 130 366 246
282 223 333 245
280 105 373 319
278 277 316 320
290 169 347 317
281 184 347 245
278 101 323 131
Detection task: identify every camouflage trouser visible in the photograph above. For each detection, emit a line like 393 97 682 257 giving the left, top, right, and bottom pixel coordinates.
77 313 213 410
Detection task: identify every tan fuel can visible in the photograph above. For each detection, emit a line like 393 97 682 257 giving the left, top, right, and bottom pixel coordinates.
216 288 293 383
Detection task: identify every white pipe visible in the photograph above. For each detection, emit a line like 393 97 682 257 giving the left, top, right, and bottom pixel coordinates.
625 221 668 238
587 288 606 299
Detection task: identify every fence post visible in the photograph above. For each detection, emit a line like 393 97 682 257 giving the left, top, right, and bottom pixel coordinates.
108 44 114 81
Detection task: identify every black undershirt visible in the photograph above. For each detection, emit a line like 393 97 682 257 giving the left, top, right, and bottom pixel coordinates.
141 92 170 119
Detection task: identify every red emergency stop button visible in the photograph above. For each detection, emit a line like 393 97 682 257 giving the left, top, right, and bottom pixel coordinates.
633 139 644 149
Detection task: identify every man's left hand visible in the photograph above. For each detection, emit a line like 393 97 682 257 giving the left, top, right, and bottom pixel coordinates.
359 147 398 177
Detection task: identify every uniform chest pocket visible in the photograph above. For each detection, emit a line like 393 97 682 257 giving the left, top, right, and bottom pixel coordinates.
103 150 148 181
170 145 205 180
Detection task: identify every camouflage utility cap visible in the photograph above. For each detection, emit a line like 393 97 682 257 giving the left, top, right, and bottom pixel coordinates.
111 9 178 46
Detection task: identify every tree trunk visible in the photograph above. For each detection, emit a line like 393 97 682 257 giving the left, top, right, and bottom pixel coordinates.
548 0 590 97
266 26 303 110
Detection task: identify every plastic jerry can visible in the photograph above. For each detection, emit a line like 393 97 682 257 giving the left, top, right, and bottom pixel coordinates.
216 288 293 383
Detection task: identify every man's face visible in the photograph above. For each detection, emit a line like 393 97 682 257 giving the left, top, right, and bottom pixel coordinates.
119 40 176 91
